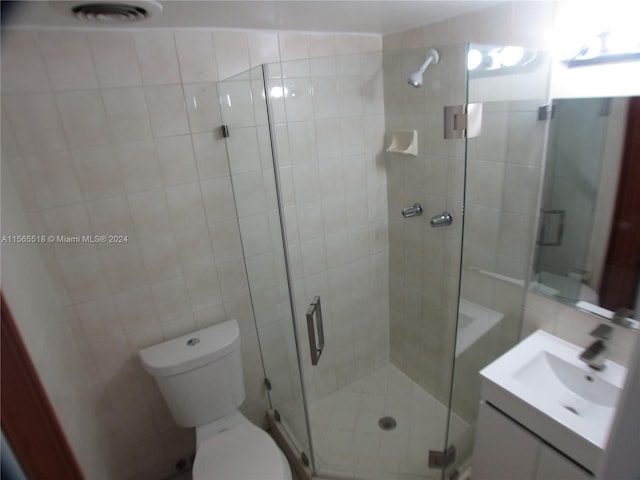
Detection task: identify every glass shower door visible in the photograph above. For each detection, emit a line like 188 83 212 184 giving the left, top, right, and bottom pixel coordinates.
445 43 552 476
260 44 471 480
218 41 551 480
381 44 471 480
217 66 314 469
257 43 471 479
263 51 393 478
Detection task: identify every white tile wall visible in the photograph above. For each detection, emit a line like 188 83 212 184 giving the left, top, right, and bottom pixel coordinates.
39 31 99 91
4 94 68 154
269 51 389 406
134 31 181 86
383 43 467 404
89 31 142 88
175 31 218 83
1 163 111 480
2 26 382 480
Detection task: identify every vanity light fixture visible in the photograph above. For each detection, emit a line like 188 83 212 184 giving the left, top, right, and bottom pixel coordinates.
467 45 539 75
565 30 640 67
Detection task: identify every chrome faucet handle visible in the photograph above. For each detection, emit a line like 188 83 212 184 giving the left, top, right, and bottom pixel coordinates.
402 203 423 218
580 340 607 370
580 323 613 371
430 212 453 227
590 323 613 340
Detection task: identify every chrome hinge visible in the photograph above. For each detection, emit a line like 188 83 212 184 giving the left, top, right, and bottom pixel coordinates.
538 209 565 246
538 104 554 121
429 445 456 469
264 377 272 391
444 103 482 139
221 124 230 138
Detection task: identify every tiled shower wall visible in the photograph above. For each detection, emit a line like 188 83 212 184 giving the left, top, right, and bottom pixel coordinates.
384 3 637 443
382 0 556 411
269 52 390 404
1 27 380 480
216 49 391 451
383 43 467 404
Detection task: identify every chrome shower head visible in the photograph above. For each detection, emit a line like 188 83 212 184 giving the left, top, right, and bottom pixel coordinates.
407 71 423 88
407 48 440 88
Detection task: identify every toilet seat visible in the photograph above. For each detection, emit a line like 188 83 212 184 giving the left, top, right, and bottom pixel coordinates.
192 422 292 480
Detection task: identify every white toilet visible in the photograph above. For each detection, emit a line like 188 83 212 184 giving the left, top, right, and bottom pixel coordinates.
139 319 292 480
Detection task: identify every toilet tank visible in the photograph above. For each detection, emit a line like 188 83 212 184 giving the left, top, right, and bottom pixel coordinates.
139 319 245 427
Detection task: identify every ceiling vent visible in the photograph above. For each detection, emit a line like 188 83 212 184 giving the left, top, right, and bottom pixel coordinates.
50 1 162 23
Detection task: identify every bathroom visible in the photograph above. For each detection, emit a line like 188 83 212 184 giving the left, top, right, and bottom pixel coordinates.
1 0 639 479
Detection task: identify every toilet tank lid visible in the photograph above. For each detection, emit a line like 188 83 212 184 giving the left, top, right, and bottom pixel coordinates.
139 319 240 377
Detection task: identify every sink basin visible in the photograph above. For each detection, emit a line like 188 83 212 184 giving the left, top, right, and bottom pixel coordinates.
514 351 619 409
480 330 627 473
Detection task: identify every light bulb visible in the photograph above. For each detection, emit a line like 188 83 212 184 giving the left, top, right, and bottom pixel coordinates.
499 46 524 67
467 49 483 70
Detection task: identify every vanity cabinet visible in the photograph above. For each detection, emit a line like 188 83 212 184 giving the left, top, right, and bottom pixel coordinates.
473 401 592 480
535 444 591 480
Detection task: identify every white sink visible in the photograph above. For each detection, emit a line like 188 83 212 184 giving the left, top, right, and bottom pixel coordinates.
480 330 627 473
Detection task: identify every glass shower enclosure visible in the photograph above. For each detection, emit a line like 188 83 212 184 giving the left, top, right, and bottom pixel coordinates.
217 42 551 479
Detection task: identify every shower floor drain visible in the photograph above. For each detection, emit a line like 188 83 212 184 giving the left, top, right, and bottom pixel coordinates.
378 416 397 431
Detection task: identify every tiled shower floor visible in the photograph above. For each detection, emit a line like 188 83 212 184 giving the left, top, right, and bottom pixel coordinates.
306 364 468 480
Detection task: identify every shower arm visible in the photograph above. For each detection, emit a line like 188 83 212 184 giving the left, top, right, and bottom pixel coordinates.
417 56 435 74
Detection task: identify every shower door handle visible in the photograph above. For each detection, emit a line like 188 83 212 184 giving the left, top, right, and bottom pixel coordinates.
306 296 324 366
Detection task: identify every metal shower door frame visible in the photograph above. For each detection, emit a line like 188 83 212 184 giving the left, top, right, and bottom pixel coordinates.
259 63 318 473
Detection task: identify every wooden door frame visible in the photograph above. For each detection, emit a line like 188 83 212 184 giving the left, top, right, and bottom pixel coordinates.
1 293 85 479
599 97 640 310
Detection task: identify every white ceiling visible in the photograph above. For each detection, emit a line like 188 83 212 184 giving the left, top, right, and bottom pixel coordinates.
5 1 503 34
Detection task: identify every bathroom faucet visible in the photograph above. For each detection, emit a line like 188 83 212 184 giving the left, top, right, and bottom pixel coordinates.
579 323 613 370
613 308 639 330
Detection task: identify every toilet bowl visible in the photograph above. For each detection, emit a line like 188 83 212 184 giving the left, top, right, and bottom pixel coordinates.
193 411 291 480
139 319 291 480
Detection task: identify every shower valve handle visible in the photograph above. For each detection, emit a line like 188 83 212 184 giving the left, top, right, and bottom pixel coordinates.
402 204 423 218
430 212 453 227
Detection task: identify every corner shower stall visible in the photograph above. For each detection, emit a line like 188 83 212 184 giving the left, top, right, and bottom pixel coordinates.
219 43 550 479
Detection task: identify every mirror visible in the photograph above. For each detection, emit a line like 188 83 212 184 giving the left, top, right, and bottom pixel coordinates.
531 96 640 314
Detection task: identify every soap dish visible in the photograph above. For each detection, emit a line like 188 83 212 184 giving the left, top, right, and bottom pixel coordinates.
386 129 418 156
